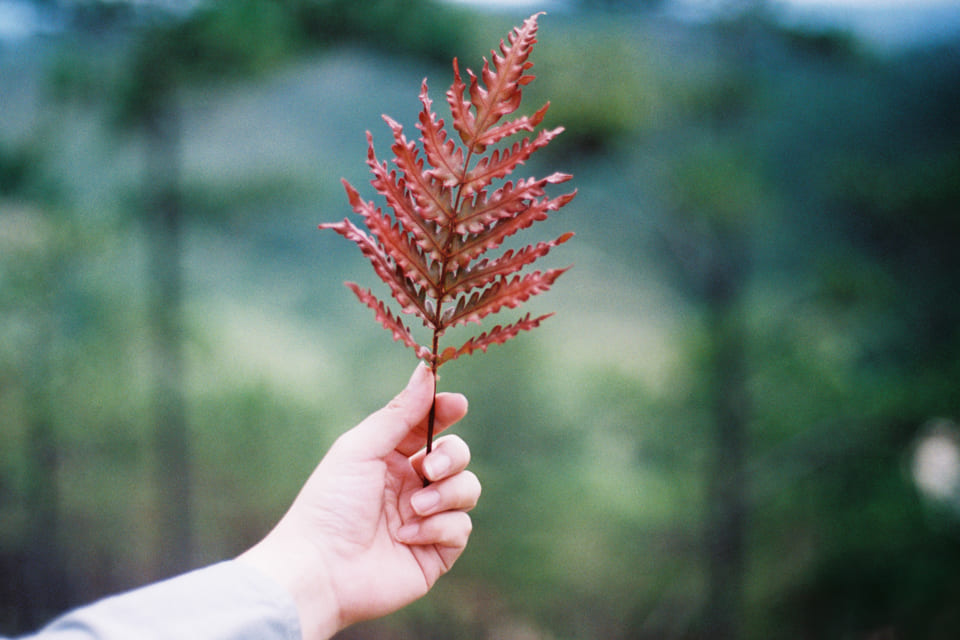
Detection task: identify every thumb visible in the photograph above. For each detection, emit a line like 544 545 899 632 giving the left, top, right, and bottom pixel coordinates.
343 363 435 458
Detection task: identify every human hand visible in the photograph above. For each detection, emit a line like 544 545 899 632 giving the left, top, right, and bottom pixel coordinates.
239 363 480 640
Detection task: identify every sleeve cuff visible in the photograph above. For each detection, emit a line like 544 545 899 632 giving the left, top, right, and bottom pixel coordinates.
28 560 301 640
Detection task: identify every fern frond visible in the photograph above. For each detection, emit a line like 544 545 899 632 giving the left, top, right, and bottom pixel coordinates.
317 218 430 321
382 118 454 223
417 82 464 188
444 232 574 300
346 283 433 361
443 267 569 328
319 12 574 451
460 124 563 196
439 312 554 365
447 12 545 152
467 102 549 153
450 185 576 268
457 174 567 234
361 148 448 262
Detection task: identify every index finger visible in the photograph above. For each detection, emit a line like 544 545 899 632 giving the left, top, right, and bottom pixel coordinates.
393 391 469 457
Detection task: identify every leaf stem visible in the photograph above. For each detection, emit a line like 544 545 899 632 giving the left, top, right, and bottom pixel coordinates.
424 332 440 487
425 148 476 456
426 331 440 455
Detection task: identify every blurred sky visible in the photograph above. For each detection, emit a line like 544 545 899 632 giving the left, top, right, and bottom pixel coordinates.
443 0 960 49
2 0 959 49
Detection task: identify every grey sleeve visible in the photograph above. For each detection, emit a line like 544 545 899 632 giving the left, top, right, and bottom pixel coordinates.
18 561 302 640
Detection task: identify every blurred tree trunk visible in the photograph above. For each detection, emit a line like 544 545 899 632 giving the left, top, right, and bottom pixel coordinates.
143 96 192 578
6 248 72 630
700 230 749 640
20 356 70 627
658 158 756 639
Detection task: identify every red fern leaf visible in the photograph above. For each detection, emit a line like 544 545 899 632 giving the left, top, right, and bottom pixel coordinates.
443 267 570 328
450 183 576 268
337 179 436 294
439 312 554 365
382 118 454 223
444 232 574 301
319 13 574 452
317 218 430 322
460 124 564 196
417 82 464 188
447 12 544 152
457 173 569 234
355 207 437 299
469 103 549 153
346 283 433 361
362 146 448 262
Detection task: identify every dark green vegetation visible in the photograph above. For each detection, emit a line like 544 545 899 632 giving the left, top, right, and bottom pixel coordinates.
2 1 959 638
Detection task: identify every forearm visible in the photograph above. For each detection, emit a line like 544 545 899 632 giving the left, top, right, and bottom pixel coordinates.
20 561 302 640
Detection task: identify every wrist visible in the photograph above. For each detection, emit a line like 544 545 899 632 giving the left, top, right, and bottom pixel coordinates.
238 531 342 640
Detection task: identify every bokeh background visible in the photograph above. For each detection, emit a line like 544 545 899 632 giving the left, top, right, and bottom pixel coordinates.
2 0 960 638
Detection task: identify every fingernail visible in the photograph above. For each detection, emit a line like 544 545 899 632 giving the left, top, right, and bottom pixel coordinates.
423 454 450 480
411 489 439 515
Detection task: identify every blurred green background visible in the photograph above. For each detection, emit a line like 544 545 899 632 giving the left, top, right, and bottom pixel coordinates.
2 0 960 638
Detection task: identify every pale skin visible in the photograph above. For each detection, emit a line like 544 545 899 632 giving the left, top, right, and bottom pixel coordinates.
239 363 481 640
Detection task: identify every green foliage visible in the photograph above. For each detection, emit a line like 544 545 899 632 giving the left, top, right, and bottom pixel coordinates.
179 0 299 78
113 0 473 129
529 22 663 150
0 143 37 195
285 0 473 63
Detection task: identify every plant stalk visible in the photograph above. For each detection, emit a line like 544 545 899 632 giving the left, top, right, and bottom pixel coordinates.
426 330 440 455
423 332 440 487
424 149 473 480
